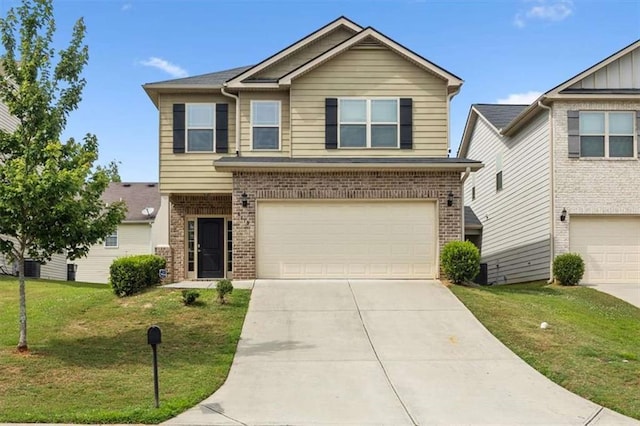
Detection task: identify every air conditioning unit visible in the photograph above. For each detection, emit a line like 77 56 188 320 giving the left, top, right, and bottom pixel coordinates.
23 260 41 278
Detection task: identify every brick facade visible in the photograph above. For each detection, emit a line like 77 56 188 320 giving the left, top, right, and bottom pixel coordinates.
552 101 640 254
232 170 463 279
166 194 232 282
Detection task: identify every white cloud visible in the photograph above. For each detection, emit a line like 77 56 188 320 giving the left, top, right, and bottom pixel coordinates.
514 0 573 28
121 3 132 11
497 91 543 105
140 57 188 78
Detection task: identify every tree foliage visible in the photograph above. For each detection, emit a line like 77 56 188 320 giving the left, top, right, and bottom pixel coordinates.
0 0 126 351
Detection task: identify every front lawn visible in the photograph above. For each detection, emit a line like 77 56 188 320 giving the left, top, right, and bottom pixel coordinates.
0 276 250 424
450 282 640 420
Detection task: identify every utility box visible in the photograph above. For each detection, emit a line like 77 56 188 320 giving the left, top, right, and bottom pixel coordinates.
474 263 488 286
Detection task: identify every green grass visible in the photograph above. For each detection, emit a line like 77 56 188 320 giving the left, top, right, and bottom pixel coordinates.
0 276 250 424
450 281 640 419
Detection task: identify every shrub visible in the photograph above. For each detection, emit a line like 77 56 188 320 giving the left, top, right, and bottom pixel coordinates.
216 279 233 304
440 241 480 284
553 253 585 286
181 289 200 306
109 255 166 297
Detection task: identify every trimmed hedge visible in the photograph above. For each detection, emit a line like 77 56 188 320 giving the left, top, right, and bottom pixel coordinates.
440 240 481 284
553 253 585 286
109 254 166 297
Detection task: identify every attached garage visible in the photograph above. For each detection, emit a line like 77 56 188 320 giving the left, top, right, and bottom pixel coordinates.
256 200 437 279
569 216 640 284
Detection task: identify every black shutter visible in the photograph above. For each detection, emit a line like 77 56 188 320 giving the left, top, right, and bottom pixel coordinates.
216 103 229 153
325 98 338 149
636 111 640 159
173 104 185 153
567 110 580 158
400 98 413 149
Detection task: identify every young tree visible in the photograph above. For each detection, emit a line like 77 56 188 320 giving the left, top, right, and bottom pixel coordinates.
0 0 126 352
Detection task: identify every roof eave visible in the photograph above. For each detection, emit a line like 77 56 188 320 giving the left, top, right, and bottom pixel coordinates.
214 161 484 173
501 98 546 136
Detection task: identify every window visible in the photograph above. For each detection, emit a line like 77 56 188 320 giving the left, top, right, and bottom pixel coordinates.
187 104 215 152
104 230 118 248
471 173 476 201
580 112 634 158
187 220 195 272
496 153 503 192
339 98 398 148
252 101 280 150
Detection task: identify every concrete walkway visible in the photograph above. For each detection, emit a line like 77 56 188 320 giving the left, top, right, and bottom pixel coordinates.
583 283 640 309
163 279 638 425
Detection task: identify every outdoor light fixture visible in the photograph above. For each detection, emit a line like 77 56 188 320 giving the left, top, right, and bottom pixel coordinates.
560 208 567 222
241 192 248 208
447 191 454 207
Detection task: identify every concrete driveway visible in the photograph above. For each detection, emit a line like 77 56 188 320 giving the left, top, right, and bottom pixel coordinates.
583 283 640 309
165 279 638 425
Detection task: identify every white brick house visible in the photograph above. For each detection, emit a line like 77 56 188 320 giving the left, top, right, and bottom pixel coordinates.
459 40 640 285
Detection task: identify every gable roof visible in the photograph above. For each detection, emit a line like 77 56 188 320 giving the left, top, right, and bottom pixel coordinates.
276 26 463 93
501 39 640 136
457 104 528 157
102 182 161 222
225 16 362 86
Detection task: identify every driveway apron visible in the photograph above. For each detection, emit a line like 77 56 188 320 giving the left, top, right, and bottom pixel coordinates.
164 279 638 426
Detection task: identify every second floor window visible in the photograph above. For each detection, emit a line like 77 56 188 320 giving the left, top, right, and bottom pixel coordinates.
252 101 280 150
187 104 215 152
339 98 398 148
580 112 634 158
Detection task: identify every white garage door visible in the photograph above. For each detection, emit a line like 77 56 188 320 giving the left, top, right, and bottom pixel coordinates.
570 216 640 284
256 200 437 279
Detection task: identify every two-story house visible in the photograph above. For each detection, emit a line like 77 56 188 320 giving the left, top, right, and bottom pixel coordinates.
459 40 640 285
144 17 482 282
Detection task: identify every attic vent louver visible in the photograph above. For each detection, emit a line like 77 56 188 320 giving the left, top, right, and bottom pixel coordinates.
147 183 156 187
355 36 383 49
122 183 131 187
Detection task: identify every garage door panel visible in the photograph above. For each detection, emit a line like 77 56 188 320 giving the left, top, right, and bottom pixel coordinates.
257 201 436 279
570 216 640 284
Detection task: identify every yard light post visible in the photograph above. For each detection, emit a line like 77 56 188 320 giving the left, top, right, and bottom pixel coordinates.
147 325 162 408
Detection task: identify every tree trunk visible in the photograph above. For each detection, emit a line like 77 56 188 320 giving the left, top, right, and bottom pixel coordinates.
17 257 28 352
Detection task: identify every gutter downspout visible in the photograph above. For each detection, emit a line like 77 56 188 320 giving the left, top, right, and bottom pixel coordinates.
460 167 471 241
537 99 554 283
221 85 240 156
446 86 462 157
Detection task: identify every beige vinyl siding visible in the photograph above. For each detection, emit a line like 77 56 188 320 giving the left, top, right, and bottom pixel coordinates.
158 93 235 193
73 223 153 284
239 91 291 156
464 112 551 284
290 47 449 157
40 254 68 281
0 101 18 132
253 27 356 79
569 47 640 89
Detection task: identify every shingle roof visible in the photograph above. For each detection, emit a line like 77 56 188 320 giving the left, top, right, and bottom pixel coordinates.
102 182 160 222
464 206 482 229
215 156 481 165
144 65 253 87
474 104 529 130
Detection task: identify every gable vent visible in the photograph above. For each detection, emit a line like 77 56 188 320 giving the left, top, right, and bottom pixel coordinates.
353 36 384 49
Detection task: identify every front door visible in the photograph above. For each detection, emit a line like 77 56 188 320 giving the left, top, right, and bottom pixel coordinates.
197 218 224 278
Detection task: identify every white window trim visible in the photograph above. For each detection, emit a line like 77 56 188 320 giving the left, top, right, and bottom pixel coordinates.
579 111 636 159
495 152 503 192
251 100 281 151
186 103 216 153
104 230 118 248
338 97 400 149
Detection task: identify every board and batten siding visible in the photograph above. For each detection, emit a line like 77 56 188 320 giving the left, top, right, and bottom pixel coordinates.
158 93 235 193
73 223 153 284
464 112 551 284
254 27 356 79
290 47 449 157
568 47 640 90
239 91 291 156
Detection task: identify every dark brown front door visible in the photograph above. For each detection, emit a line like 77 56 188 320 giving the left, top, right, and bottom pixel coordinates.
198 218 224 278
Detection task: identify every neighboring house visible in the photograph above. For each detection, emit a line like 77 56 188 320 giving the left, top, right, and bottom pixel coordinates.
143 16 482 282
0 99 67 280
71 182 166 283
459 40 640 285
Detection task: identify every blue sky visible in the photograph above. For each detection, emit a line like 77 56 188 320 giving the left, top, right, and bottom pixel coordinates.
2 0 638 181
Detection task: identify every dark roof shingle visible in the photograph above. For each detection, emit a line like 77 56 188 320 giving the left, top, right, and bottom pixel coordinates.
474 104 529 130
102 182 161 222
144 65 253 87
